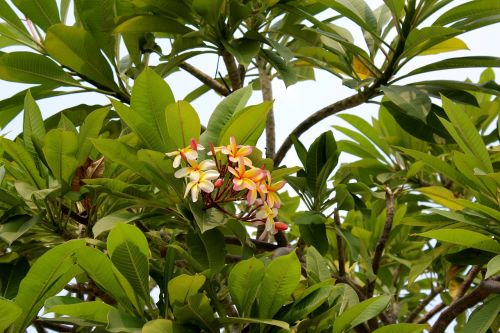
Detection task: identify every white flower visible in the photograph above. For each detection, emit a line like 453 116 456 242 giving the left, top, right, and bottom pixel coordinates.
165 139 204 168
174 159 216 179
185 170 220 202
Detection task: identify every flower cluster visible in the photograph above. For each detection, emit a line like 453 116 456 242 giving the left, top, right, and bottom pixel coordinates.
166 137 288 239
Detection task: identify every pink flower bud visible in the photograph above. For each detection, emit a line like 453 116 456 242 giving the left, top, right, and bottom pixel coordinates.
190 138 198 151
274 222 288 231
214 178 224 188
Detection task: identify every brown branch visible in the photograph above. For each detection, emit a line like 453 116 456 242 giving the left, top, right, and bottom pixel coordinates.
417 302 446 324
179 62 230 96
366 187 401 298
406 286 444 323
257 56 276 159
224 235 279 252
35 320 73 332
222 50 242 90
274 90 375 165
273 3 417 166
430 279 500 333
60 204 88 225
334 209 346 277
456 265 481 299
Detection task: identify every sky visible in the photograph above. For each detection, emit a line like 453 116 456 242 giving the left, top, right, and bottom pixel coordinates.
1 0 499 169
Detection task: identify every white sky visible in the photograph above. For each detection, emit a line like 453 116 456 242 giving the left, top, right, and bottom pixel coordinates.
0 1 499 168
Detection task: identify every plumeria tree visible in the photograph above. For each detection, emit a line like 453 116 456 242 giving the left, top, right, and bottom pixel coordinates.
0 0 499 332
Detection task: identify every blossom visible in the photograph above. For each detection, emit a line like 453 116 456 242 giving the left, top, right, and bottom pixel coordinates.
174 159 216 179
260 172 286 208
220 136 253 166
184 170 220 202
228 157 265 191
256 203 279 237
166 139 204 168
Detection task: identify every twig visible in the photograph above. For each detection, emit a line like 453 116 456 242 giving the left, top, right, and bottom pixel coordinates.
406 286 444 323
257 56 276 159
417 302 446 324
179 62 231 96
273 3 417 166
430 278 500 333
222 50 242 90
224 235 279 252
334 209 346 277
35 320 73 332
366 187 401 298
455 266 481 299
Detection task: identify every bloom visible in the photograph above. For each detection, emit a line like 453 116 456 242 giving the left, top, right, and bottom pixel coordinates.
184 170 220 202
220 136 253 166
228 158 265 191
174 159 216 179
256 203 279 236
166 139 204 168
260 172 286 208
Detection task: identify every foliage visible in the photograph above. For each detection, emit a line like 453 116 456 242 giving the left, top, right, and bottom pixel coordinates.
0 0 499 332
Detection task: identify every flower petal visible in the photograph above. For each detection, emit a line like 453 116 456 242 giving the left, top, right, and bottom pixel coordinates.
199 159 216 170
203 170 220 180
175 167 191 178
199 180 215 193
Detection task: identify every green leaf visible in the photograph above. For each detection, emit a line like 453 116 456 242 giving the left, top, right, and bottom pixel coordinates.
417 186 465 211
167 274 206 307
110 100 166 152
281 281 335 323
0 52 79 86
258 250 301 319
45 24 119 91
305 246 331 283
381 86 431 122
200 86 252 151
165 101 201 148
418 229 500 253
43 129 79 190
0 297 22 332
77 107 109 165
0 257 30 299
0 0 29 35
434 0 500 32
332 296 391 333
228 257 265 316
419 37 468 56
107 308 143 333
220 317 289 330
401 56 500 80
22 91 45 156
486 255 500 279
173 293 218 333
186 227 226 271
12 0 60 31
372 323 427 333
299 223 329 255
402 27 462 59
0 214 42 245
462 295 500 333
441 96 493 173
114 15 193 34
76 247 141 315
131 67 174 150
44 296 113 324
11 239 85 332
107 224 150 304
1 138 45 188
306 131 338 194
319 0 378 36
219 101 272 146
142 319 188 333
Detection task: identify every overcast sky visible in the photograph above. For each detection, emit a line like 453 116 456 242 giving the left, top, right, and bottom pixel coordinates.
0 1 499 167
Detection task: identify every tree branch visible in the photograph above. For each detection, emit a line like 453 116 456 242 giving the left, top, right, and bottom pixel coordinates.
273 3 417 166
179 62 231 96
224 235 279 252
222 50 242 90
430 278 500 333
366 186 401 298
406 286 444 323
334 209 346 277
456 265 481 299
257 56 276 159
